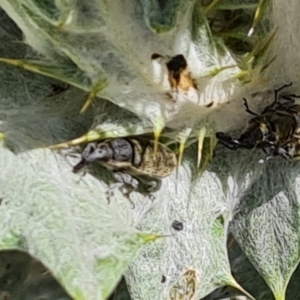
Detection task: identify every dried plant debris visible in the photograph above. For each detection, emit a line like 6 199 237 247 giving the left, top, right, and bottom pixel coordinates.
169 268 199 300
216 82 300 163
151 53 221 107
151 53 198 103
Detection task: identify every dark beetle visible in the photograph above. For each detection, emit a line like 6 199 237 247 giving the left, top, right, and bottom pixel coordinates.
216 82 300 161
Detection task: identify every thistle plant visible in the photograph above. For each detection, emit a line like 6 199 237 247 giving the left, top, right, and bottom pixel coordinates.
0 1 299 300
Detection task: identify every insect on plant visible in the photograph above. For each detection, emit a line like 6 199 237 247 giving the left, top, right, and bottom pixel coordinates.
216 82 300 162
72 137 177 206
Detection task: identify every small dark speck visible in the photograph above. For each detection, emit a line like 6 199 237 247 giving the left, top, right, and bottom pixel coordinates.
48 83 70 97
172 220 183 231
161 275 166 283
0 198 2 205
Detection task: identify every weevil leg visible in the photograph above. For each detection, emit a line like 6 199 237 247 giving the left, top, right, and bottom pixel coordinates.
136 177 161 201
242 98 260 116
276 101 298 114
144 180 157 192
75 171 87 184
286 93 300 99
281 94 300 105
105 182 124 205
262 82 294 113
260 148 278 163
264 145 290 162
113 172 139 190
276 146 291 160
281 96 295 102
109 172 139 208
259 146 276 163
63 152 81 166
275 82 293 94
144 180 159 202
271 82 293 106
216 132 240 150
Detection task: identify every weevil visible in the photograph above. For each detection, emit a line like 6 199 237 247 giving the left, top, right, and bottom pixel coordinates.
216 82 300 162
73 138 177 205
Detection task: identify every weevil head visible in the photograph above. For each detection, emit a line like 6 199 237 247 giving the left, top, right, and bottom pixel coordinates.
72 141 114 173
83 141 114 163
